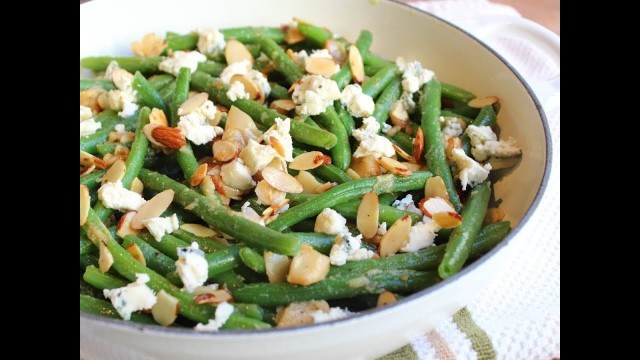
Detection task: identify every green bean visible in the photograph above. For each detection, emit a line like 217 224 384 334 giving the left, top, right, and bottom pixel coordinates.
378 193 398 206
80 79 115 91
440 110 474 124
439 181 491 279
303 117 320 128
331 30 374 90
315 106 351 170
232 303 265 321
238 247 266 274
335 103 356 135
80 294 157 325
269 82 290 100
420 79 463 212
80 236 96 255
288 232 335 254
386 131 413 155
297 22 332 47
256 35 302 85
206 44 261 63
148 74 175 91
212 270 246 291
80 170 106 192
461 105 497 155
221 27 285 44
80 254 99 269
362 66 400 100
80 57 163 74
96 143 126 157
133 72 169 115
171 229 224 253
166 33 198 52
139 232 190 260
80 110 136 154
139 169 301 256
83 265 127 289
363 53 394 69
441 82 476 103
80 278 101 297
371 76 402 127
355 30 373 58
442 98 480 118
158 80 177 104
169 68 198 171
122 235 176 276
292 148 351 184
197 61 226 77
232 269 439 306
267 171 432 231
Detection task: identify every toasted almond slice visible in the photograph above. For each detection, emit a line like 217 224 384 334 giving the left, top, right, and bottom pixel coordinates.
357 191 379 239
116 211 139 238
152 290 180 326
130 177 144 194
178 92 208 116
80 164 96 177
348 45 365 83
305 57 338 77
296 170 324 194
346 168 361 180
264 251 291 284
377 291 398 307
432 211 462 229
389 100 409 127
413 127 424 164
149 108 168 126
101 159 126 185
445 136 462 162
379 215 412 257
392 144 414 163
315 182 336 194
324 39 347 64
222 128 247 149
425 176 449 201
350 155 383 178
269 99 296 115
483 207 506 225
420 197 456 217
99 241 114 273
226 105 259 132
80 150 107 169
225 39 254 66
255 180 287 206
180 223 217 238
131 190 174 230
288 79 301 93
190 163 208 187
152 126 187 149
80 184 90 226
276 300 330 328
131 33 167 57
402 162 422 171
230 74 260 100
269 136 286 158
211 174 246 200
126 243 146 266
193 289 233 305
378 157 412 177
285 27 305 44
262 167 303 193
468 96 499 108
289 151 331 171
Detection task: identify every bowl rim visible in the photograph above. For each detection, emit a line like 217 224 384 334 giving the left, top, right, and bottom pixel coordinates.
80 0 553 337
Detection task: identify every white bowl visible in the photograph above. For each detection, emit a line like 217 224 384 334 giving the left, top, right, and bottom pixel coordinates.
80 0 553 358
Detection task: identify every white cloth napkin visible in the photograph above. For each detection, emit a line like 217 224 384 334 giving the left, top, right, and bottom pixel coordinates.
393 1 560 359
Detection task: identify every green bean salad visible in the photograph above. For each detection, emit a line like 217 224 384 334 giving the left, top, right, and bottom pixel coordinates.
80 19 522 330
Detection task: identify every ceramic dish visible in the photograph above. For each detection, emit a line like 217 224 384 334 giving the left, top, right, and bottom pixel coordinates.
80 0 553 358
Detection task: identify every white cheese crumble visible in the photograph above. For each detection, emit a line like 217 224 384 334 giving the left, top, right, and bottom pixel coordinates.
197 28 226 54
80 106 101 136
240 201 265 226
103 68 139 118
391 194 422 215
226 81 250 101
312 307 353 323
291 75 341 116
314 208 347 235
441 117 465 137
329 230 376 266
159 50 207 75
290 50 309 68
220 158 256 190
142 214 180 242
401 221 440 253
176 242 209 293
395 57 435 93
263 117 293 161
80 105 93 121
219 60 251 84
194 301 235 331
114 124 125 133
177 99 218 145
451 148 492 190
377 222 388 236
103 273 157 321
104 60 120 80
340 84 375 118
465 125 521 162
352 117 395 159
97 180 147 212
238 139 278 175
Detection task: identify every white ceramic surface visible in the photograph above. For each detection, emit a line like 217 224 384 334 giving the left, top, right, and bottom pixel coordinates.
80 0 553 359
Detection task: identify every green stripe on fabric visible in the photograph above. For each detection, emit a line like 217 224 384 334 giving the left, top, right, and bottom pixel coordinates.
378 344 419 360
453 307 496 360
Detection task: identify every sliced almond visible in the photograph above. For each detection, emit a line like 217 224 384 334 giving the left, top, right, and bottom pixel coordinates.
80 88 105 114
222 128 247 149
131 33 167 57
412 127 424 164
357 191 379 239
402 162 422 171
346 168 361 180
130 177 144 195
389 100 409 127
80 164 96 177
99 241 114 273
149 108 168 126
350 155 383 178
80 184 90 226
386 125 403 137
420 197 456 217
101 159 126 185
378 157 412 177
108 130 136 144
152 290 180 326
286 244 330 286
254 180 287 206
305 57 338 77
289 151 331 171
377 291 398 307
269 136 287 158
288 79 301 93
126 243 146 266
152 126 187 149
189 163 208 187
80 150 107 169
348 45 365 83
116 211 139 238
379 215 411 257
269 99 296 115
230 74 260 101
226 105 259 133
315 182 336 194
296 170 324 194
180 223 217 238
468 96 499 108
264 251 292 284
432 211 462 229
178 92 208 116
445 136 462 162
324 39 347 64
131 190 174 230
425 176 449 201
225 39 254 67
392 144 414 163
210 174 246 200
284 27 305 45
276 300 329 328
261 167 303 194
483 207 506 225
193 289 233 305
